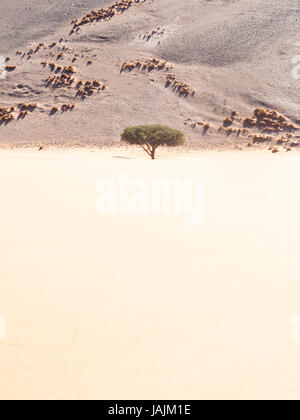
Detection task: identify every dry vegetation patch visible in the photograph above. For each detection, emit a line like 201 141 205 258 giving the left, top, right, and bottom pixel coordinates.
61 104 75 112
140 27 165 41
121 58 195 97
0 106 15 123
5 65 16 72
0 102 39 126
72 0 150 30
76 79 107 99
244 108 297 133
165 73 195 97
121 57 171 72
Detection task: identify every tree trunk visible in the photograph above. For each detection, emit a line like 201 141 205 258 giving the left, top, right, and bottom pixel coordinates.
151 149 155 160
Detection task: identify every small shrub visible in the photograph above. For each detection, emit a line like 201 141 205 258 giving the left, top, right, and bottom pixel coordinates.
223 117 233 127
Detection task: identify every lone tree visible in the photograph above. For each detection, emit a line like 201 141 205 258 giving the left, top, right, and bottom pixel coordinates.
121 124 186 159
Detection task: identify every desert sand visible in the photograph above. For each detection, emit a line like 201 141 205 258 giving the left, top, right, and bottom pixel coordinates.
1 0 300 149
1 149 300 400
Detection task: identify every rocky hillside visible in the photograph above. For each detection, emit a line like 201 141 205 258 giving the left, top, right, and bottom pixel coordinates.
1 0 300 149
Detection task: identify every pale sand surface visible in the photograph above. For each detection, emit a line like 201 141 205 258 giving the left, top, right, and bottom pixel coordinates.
1 149 300 400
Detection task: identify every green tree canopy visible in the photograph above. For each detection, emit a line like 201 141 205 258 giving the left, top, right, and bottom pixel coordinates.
121 124 186 159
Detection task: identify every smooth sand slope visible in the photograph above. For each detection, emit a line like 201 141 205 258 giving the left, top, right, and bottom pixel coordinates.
0 150 300 400
1 0 300 147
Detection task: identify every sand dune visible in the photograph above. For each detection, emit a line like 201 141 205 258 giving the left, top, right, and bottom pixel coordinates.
0 0 300 147
1 149 300 400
